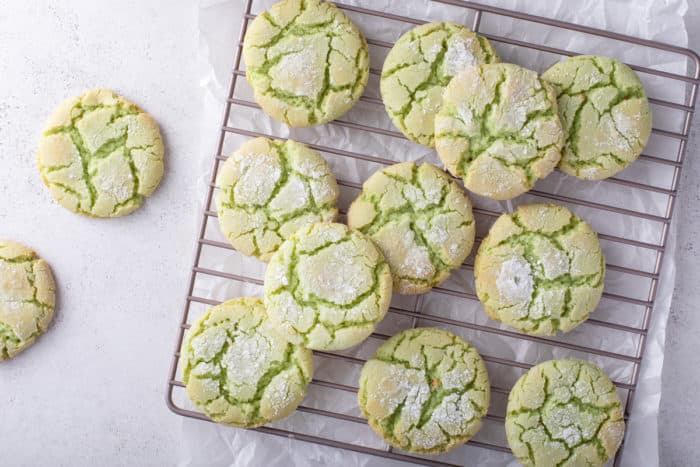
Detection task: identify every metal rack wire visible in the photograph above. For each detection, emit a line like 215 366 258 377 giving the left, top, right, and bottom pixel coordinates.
166 1 700 465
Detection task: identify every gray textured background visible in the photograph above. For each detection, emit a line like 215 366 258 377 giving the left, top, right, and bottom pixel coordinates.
659 1 700 466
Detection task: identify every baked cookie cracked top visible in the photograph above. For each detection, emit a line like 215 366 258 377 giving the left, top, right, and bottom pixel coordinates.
215 137 338 262
505 359 625 467
243 0 370 127
347 161 475 295
0 240 56 360
542 55 652 180
37 89 164 217
182 297 313 428
435 63 564 200
264 222 392 350
474 204 605 336
358 327 490 454
381 21 499 146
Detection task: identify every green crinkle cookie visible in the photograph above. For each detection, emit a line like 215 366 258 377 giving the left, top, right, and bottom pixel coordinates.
358 327 490 454
242 0 370 127
505 359 625 467
474 203 605 336
215 137 339 262
182 297 313 428
264 222 392 350
347 162 475 295
37 88 164 217
0 240 56 360
542 55 652 180
381 21 499 147
435 63 564 200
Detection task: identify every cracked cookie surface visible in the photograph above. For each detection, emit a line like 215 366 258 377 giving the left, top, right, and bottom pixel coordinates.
381 22 498 146
474 204 604 336
182 297 313 428
216 137 338 262
435 63 564 200
243 0 369 127
0 240 56 360
505 359 625 466
37 89 164 217
264 222 392 350
347 162 475 295
358 327 490 454
542 55 651 180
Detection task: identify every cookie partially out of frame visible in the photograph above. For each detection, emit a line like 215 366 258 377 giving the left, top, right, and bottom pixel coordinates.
215 137 338 262
505 359 625 466
435 63 564 200
542 55 652 180
0 240 56 360
38 89 164 217
381 21 499 146
359 327 490 454
182 297 313 428
347 161 475 295
243 0 370 127
474 203 605 336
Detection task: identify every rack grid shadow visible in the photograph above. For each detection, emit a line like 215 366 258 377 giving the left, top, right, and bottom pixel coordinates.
165 1 700 465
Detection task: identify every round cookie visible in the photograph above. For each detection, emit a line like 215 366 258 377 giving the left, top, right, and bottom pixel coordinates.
0 240 56 360
474 204 605 336
264 222 392 350
215 137 339 262
182 297 313 428
347 162 475 295
358 327 490 454
381 22 499 146
542 55 652 180
435 63 564 200
37 89 164 217
242 0 370 127
505 359 625 466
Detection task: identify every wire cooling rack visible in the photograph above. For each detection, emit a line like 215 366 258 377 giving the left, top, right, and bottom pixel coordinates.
166 1 700 465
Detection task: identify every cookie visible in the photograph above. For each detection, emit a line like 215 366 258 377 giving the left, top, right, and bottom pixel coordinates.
182 297 313 428
347 162 475 295
215 137 339 262
37 89 164 217
474 204 605 336
381 22 499 146
358 327 490 454
0 240 56 360
264 222 392 350
542 55 652 180
242 0 369 127
505 359 625 466
435 63 564 200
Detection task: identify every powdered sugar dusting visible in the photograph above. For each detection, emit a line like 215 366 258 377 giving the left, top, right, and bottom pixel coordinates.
443 38 476 76
496 257 533 311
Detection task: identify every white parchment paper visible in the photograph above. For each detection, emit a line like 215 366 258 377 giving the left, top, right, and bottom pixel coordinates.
177 1 690 465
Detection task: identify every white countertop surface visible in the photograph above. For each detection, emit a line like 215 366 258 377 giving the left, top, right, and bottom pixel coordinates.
0 1 697 466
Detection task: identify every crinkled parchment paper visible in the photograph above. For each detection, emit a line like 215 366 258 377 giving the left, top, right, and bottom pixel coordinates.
176 1 690 465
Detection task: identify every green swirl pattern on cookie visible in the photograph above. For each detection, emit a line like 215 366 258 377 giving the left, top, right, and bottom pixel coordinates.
358 327 490 454
182 297 313 428
542 55 652 180
0 240 56 360
474 204 605 336
380 21 499 146
264 222 392 350
243 0 369 127
435 63 564 200
215 137 339 262
37 89 164 217
347 162 475 295
505 359 625 466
